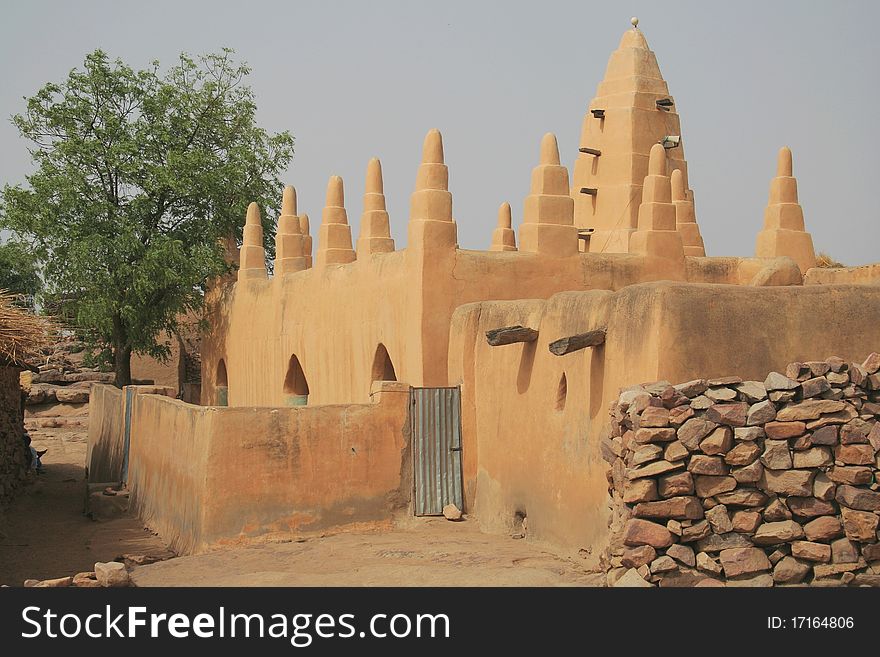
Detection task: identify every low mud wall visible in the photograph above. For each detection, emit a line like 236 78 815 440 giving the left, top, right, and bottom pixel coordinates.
113 381 411 554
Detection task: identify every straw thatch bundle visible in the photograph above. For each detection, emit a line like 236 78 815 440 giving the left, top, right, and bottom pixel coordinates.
0 290 55 368
815 252 845 269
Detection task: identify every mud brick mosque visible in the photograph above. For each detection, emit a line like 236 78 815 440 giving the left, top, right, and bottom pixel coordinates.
87 19 880 573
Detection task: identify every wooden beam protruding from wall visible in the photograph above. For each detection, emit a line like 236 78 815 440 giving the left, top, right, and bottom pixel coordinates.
485 325 539 347
548 329 606 356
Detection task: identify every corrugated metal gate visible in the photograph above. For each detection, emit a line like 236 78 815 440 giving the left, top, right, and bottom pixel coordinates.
411 386 464 516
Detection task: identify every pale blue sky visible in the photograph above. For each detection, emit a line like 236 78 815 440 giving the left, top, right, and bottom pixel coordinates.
1 1 878 264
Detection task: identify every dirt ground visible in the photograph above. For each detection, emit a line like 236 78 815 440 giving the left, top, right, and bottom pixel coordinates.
132 519 605 587
0 424 171 586
1 414 604 587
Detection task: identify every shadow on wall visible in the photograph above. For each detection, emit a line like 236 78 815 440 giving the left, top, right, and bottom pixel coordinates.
516 341 537 394
555 372 567 411
589 346 606 422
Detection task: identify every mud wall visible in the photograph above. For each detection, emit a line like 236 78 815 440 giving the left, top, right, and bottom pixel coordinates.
448 282 880 551
122 381 411 554
85 384 125 483
201 243 797 409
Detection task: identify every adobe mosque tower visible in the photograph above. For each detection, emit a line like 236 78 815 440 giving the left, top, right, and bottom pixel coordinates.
572 17 703 255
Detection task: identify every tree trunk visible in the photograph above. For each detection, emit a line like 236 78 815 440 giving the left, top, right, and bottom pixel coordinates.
111 313 133 388
114 344 133 388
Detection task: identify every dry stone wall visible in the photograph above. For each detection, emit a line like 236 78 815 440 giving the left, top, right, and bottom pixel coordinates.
0 366 29 509
603 353 880 587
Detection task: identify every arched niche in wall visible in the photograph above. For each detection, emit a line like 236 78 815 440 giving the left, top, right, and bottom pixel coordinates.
283 354 310 406
216 359 229 407
370 343 397 383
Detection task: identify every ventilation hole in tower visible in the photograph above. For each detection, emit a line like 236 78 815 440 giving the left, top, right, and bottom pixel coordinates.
512 509 528 538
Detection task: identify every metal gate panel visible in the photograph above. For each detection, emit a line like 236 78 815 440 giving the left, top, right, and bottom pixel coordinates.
412 386 463 516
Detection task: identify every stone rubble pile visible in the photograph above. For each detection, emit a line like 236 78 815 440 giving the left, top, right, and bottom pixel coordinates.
602 353 880 587
19 554 173 588
23 336 112 431
23 561 130 588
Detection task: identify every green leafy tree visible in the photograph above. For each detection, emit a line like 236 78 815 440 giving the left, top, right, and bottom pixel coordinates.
0 240 42 298
1 49 293 385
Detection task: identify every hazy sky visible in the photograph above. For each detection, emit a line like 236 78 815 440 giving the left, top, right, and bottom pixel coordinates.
1 1 878 264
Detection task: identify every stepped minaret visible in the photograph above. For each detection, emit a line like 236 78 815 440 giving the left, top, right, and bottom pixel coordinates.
238 202 267 280
518 133 578 256
755 147 816 273
275 186 309 275
315 176 356 267
672 169 706 256
572 18 693 254
629 144 685 261
489 202 517 251
408 129 457 250
357 158 395 256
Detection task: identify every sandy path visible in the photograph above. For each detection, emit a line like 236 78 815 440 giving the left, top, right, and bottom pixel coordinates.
0 424 171 586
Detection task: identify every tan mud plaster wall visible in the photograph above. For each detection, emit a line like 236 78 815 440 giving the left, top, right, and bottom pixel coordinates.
131 337 184 389
804 264 880 287
201 250 414 407
448 288 668 549
654 284 880 384
448 282 880 550
203 241 797 408
86 384 125 483
86 385 177 484
126 383 410 554
127 392 212 554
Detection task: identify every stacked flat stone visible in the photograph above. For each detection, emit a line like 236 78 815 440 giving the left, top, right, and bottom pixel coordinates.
602 352 880 587
0 368 29 508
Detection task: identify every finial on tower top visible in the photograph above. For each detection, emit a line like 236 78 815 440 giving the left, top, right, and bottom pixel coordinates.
282 185 297 216
422 129 444 164
631 16 639 28
777 146 793 177
540 132 561 166
246 201 261 226
325 175 344 208
648 143 667 176
498 202 512 229
366 158 384 194
671 169 686 201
